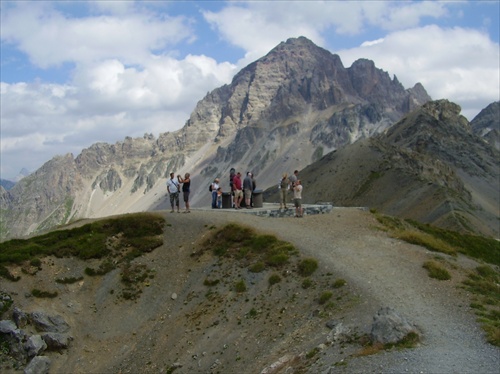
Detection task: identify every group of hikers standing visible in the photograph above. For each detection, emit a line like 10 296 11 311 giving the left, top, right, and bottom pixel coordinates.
165 167 303 217
279 170 303 217
215 169 255 209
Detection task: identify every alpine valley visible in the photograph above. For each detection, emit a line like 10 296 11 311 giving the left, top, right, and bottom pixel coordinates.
1 37 498 240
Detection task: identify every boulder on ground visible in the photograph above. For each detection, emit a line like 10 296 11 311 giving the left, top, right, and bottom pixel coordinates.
370 307 418 344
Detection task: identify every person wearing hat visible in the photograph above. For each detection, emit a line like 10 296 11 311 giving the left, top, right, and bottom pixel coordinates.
211 178 220 209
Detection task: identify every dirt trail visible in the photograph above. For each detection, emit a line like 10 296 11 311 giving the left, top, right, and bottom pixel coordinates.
204 207 499 373
3 207 498 374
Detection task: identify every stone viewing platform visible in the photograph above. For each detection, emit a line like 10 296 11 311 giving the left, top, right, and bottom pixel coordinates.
198 203 336 217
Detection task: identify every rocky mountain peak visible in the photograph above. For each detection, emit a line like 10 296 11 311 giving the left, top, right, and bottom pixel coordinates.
1 37 437 239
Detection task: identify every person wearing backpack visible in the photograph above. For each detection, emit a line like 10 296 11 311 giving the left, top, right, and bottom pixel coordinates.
166 172 180 213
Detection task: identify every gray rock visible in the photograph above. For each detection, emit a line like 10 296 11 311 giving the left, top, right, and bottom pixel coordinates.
24 356 51 374
29 311 69 333
0 319 17 333
13 307 28 328
326 321 351 343
370 307 417 344
0 319 28 362
24 335 47 358
42 332 72 350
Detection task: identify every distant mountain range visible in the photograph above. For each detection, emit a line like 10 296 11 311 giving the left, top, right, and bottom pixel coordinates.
1 37 498 240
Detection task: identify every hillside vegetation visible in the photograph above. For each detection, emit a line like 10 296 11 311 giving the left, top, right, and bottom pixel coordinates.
0 210 498 373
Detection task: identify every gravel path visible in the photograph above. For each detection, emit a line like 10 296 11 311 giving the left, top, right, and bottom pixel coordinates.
198 206 500 373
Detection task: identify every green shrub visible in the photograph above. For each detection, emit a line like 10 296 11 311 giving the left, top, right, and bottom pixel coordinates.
302 278 314 289
333 279 346 288
32 289 58 298
30 258 42 268
318 291 333 305
234 280 247 293
268 273 281 286
249 262 265 273
266 253 289 267
56 276 83 284
298 258 318 277
203 278 220 287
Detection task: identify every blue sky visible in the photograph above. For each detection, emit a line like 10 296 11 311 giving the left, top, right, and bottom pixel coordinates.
1 0 499 180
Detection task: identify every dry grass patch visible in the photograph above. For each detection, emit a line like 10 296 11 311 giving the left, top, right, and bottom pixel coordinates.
423 260 451 280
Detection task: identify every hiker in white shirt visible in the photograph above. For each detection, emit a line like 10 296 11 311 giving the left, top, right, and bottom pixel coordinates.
166 172 180 213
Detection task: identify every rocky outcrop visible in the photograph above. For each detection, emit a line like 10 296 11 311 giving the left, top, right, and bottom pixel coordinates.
0 308 72 373
470 101 499 150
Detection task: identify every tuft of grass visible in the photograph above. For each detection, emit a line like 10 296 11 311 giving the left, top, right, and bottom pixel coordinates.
268 273 281 286
333 279 346 288
422 261 451 280
84 259 116 276
463 265 500 346
306 347 321 359
298 258 318 277
31 289 58 298
203 278 220 287
30 258 42 268
318 291 333 305
249 262 265 273
234 280 247 293
55 276 83 284
356 331 420 357
302 278 314 289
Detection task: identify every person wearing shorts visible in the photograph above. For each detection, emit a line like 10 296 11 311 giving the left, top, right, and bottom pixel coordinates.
177 173 191 213
166 172 180 213
232 171 243 209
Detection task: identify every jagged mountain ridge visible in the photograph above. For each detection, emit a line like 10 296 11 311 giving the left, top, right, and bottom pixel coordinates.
2 36 435 239
265 99 499 237
470 101 500 151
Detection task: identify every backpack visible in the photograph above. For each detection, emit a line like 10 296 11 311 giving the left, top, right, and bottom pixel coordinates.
209 183 213 192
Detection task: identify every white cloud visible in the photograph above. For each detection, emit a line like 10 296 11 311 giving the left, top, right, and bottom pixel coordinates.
202 1 451 67
0 53 236 178
1 1 499 180
0 2 193 68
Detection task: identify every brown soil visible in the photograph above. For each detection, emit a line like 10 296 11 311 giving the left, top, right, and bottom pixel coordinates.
2 208 499 373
